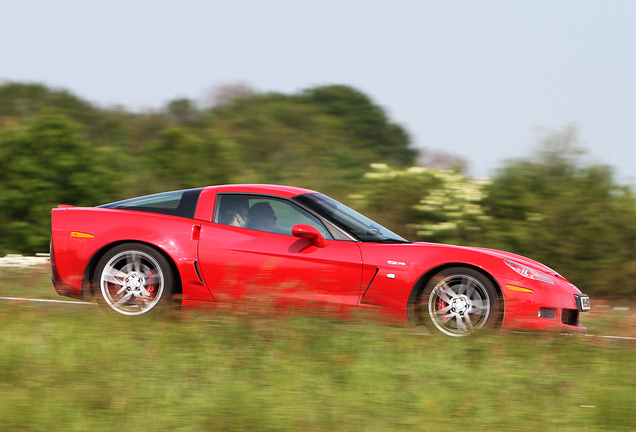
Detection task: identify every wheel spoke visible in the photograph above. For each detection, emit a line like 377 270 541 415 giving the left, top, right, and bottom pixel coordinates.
436 304 452 315
437 290 452 304
440 282 458 300
436 311 453 324
456 314 469 332
103 269 127 286
467 298 488 313
127 253 141 273
138 286 152 299
426 271 495 336
103 275 125 286
142 270 155 286
98 246 171 316
463 278 476 298
459 314 474 332
114 292 133 307
108 267 129 279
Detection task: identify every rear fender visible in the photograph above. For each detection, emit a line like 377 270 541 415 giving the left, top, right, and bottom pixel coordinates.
81 241 184 301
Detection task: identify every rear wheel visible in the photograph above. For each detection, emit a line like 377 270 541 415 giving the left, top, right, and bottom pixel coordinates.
94 243 173 316
419 267 500 336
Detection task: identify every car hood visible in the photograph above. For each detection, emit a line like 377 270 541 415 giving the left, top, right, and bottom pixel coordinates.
410 242 559 276
461 246 560 276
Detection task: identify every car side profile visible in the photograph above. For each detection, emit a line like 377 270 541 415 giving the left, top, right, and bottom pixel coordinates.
50 184 590 336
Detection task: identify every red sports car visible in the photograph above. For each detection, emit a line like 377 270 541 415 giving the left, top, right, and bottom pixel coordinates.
50 184 590 336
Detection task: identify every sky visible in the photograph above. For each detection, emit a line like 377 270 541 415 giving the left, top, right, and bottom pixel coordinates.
2 0 635 182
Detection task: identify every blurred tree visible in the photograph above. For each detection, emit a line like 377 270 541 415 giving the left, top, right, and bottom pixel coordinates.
412 170 491 245
351 164 441 239
204 85 419 197
0 82 424 251
0 82 125 147
206 93 364 194
166 98 199 125
207 82 255 106
355 164 490 243
0 82 95 120
301 85 417 168
355 128 636 298
418 149 468 173
145 127 239 190
0 112 116 254
481 128 636 297
1 81 635 300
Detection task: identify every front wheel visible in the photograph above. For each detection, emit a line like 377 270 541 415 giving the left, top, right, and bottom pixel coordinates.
94 243 173 316
418 267 500 337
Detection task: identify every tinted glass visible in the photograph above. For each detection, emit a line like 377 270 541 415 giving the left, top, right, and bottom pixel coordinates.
216 194 332 239
294 193 409 243
99 188 202 218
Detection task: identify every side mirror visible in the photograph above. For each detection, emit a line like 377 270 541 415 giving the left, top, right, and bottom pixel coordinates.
292 224 328 248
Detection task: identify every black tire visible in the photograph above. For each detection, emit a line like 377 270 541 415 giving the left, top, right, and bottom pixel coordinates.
94 243 173 316
418 267 500 336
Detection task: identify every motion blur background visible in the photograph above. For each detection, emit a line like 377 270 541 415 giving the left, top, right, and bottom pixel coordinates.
2 0 636 299
2 3 636 431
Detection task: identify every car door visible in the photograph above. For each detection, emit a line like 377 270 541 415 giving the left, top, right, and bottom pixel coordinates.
197 194 363 310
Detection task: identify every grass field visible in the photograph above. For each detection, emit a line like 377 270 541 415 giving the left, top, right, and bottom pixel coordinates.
1 266 635 431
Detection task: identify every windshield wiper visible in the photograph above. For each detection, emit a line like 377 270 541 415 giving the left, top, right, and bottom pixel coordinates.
377 238 411 244
363 233 411 243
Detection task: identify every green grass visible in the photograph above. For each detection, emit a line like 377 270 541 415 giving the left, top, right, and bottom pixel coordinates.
0 265 62 300
1 266 636 431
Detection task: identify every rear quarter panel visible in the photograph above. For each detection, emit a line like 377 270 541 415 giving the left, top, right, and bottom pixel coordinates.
51 207 212 301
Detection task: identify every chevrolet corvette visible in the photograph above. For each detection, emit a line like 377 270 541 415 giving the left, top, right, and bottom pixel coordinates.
50 184 590 336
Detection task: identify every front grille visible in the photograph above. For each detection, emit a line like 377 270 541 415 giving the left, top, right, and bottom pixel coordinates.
561 308 579 326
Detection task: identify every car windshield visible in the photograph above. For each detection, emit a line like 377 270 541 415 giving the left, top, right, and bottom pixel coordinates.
293 193 410 243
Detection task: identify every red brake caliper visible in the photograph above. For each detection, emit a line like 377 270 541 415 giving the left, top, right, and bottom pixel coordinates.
146 270 155 297
438 298 446 314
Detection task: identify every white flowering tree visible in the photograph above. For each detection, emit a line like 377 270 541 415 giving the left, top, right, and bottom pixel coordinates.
412 169 491 244
352 164 490 244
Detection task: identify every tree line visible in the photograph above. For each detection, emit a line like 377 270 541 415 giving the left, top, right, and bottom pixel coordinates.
1 82 634 298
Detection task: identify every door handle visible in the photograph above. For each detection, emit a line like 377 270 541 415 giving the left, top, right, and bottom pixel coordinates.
191 225 202 241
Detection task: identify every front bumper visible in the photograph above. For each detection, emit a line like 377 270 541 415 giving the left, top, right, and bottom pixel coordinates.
498 277 588 333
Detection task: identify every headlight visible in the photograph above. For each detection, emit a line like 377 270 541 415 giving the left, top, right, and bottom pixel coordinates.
504 259 554 284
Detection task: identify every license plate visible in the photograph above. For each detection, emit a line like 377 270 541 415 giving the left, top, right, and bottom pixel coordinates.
575 294 591 312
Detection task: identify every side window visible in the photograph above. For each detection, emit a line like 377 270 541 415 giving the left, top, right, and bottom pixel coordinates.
216 194 332 239
99 188 202 218
216 195 250 228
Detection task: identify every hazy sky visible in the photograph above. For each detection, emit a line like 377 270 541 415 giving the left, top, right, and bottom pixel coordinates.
2 1 635 182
